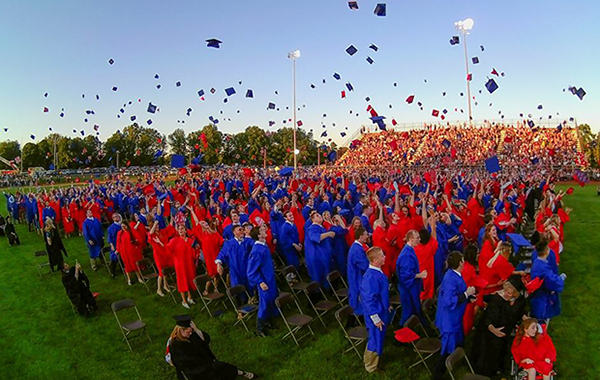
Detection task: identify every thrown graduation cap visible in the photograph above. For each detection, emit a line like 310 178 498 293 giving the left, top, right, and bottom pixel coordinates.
348 1 358 9
406 95 415 104
346 45 358 56
346 82 354 91
268 102 276 110
333 72 341 80
341 132 346 137
154 150 163 159
173 315 192 327
370 116 386 130
576 87 586 100
450 36 460 45
480 45 485 51
485 78 498 94
366 56 374 65
328 151 337 162
147 119 153 125
156 84 162 89
225 87 236 96
472 57 479 64
527 120 535 128
442 139 451 149
310 84 316 89
432 109 440 117
176 81 181 87
245 89 254 98
369 44 379 51
112 86 118 91
147 102 157 113
374 3 386 16
154 73 159 79
30 134 36 140
206 38 222 48
537 104 543 110
130 115 136 121
108 58 114 65
279 167 294 176
485 156 501 173
196 89 205 98
321 131 327 137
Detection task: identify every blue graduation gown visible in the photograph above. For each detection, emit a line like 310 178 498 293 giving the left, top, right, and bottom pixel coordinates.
348 241 369 315
329 225 348 277
360 267 390 356
435 270 468 355
222 223 240 241
82 217 104 258
396 244 423 325
279 221 300 269
353 202 363 218
305 223 332 288
217 238 253 296
360 214 373 234
532 249 558 275
247 241 279 319
530 258 564 320
106 222 122 261
42 207 56 222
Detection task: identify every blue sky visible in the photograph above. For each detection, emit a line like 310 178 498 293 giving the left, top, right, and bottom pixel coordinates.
0 0 597 148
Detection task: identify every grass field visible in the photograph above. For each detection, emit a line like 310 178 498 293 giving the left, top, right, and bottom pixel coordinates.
1 183 599 380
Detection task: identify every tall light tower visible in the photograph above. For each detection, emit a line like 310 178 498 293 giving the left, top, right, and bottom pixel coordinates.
455 18 474 125
287 49 300 169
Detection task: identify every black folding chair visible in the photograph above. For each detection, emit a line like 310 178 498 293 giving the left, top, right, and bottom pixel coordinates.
111 299 152 351
35 250 51 277
326 270 349 304
403 315 442 374
161 266 179 304
275 292 314 346
193 275 227 317
136 258 159 292
335 305 368 358
446 347 490 380
303 281 337 327
225 284 258 332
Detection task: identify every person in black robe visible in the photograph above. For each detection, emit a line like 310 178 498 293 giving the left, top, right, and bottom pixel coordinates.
471 275 526 376
61 262 97 316
5 217 20 246
168 315 256 380
44 219 67 271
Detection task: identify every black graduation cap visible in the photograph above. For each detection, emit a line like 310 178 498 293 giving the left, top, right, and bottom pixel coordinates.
369 44 379 51
223 98 228 103
310 84 316 89
186 107 193 116
527 119 535 128
176 81 181 87
537 104 543 110
366 56 374 65
365 96 370 102
321 131 327 137
225 87 236 96
472 57 479 64
348 1 358 10
346 45 358 56
480 45 485 51
44 92 48 98
485 78 498 94
268 102 276 110
346 82 354 91
156 84 162 89
333 73 341 80
130 115 136 121
576 87 586 100
96 94 100 100
341 132 346 137
206 39 222 48
246 89 254 98
210 88 216 94
108 58 114 65
374 3 386 16
450 36 460 45
147 103 157 113
112 87 118 91
173 315 192 327
154 73 159 79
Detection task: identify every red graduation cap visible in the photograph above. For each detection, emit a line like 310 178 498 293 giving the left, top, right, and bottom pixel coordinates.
467 73 472 81
297 120 303 126
43 107 49 113
392 119 397 126
179 168 188 176
405 95 415 104
491 68 499 76
341 90 346 98
525 277 544 293
566 187 574 195
394 328 420 343
143 184 155 195
432 109 439 117
242 168 253 178
249 209 264 226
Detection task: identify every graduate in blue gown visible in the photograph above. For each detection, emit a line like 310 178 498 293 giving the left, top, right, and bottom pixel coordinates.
216 225 254 297
434 251 476 379
360 205 373 234
82 209 104 271
329 215 348 277
246 225 279 337
530 240 565 321
278 211 301 269
305 213 335 288
360 247 390 373
347 227 370 316
396 230 427 326
222 211 241 241
106 213 122 276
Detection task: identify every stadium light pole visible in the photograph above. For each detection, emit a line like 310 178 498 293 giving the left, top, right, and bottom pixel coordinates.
287 49 300 169
455 18 474 125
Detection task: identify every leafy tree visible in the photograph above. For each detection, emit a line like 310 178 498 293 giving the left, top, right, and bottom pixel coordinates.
103 124 165 166
0 140 21 166
244 126 270 165
187 124 223 165
22 142 45 169
168 128 188 156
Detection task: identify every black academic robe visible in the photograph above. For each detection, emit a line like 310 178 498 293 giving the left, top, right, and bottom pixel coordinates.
169 331 238 380
45 228 67 269
61 269 96 316
471 293 526 376
5 222 19 245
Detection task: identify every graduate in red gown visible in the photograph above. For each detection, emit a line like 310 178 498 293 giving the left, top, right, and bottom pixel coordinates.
372 202 395 278
148 219 173 297
61 204 75 238
130 213 148 252
461 244 486 335
190 207 224 294
415 205 438 300
479 224 499 296
512 318 556 380
117 223 144 285
167 223 198 308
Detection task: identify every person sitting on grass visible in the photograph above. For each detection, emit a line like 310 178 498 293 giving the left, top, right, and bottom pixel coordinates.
511 318 556 380
61 261 98 316
5 216 20 246
168 315 256 380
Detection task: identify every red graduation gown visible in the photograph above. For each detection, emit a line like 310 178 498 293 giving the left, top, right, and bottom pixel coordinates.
167 236 197 293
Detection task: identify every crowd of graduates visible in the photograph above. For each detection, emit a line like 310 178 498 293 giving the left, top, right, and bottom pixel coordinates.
3 162 572 380
339 123 585 169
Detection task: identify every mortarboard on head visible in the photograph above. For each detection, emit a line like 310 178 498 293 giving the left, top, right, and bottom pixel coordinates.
245 89 254 98
147 102 157 113
374 3 386 16
576 87 586 100
366 56 374 65
472 57 479 64
348 1 358 9
268 102 276 110
369 44 379 52
173 315 192 327
206 38 222 48
450 36 460 45
147 119 153 125
224 87 236 96
405 95 415 104
485 78 498 94
346 45 358 56
485 156 501 173
333 73 341 80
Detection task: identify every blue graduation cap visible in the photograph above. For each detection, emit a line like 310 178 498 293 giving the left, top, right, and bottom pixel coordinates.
154 150 163 159
556 124 563 132
346 45 358 56
507 233 532 254
206 38 222 48
49 163 55 170
147 119 153 125
485 78 498 94
154 73 159 79
328 151 337 162
485 156 501 173
576 87 586 100
472 57 479 64
225 87 236 96
321 131 327 137
442 139 451 149
346 82 354 91
96 94 100 100
191 153 204 165
279 167 294 176
112 86 118 91
176 81 181 87
108 58 114 65
366 56 374 65
171 154 185 168
333 73 341 80
369 44 379 51
245 89 254 98
374 3 386 16
537 104 543 110
310 84 316 89
198 89 205 97
370 116 386 130
156 84 162 89
527 120 535 128
348 1 358 10
450 36 460 45
30 134 35 140
268 102 276 110
480 45 485 51
531 157 539 165
130 115 136 121
340 132 346 137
